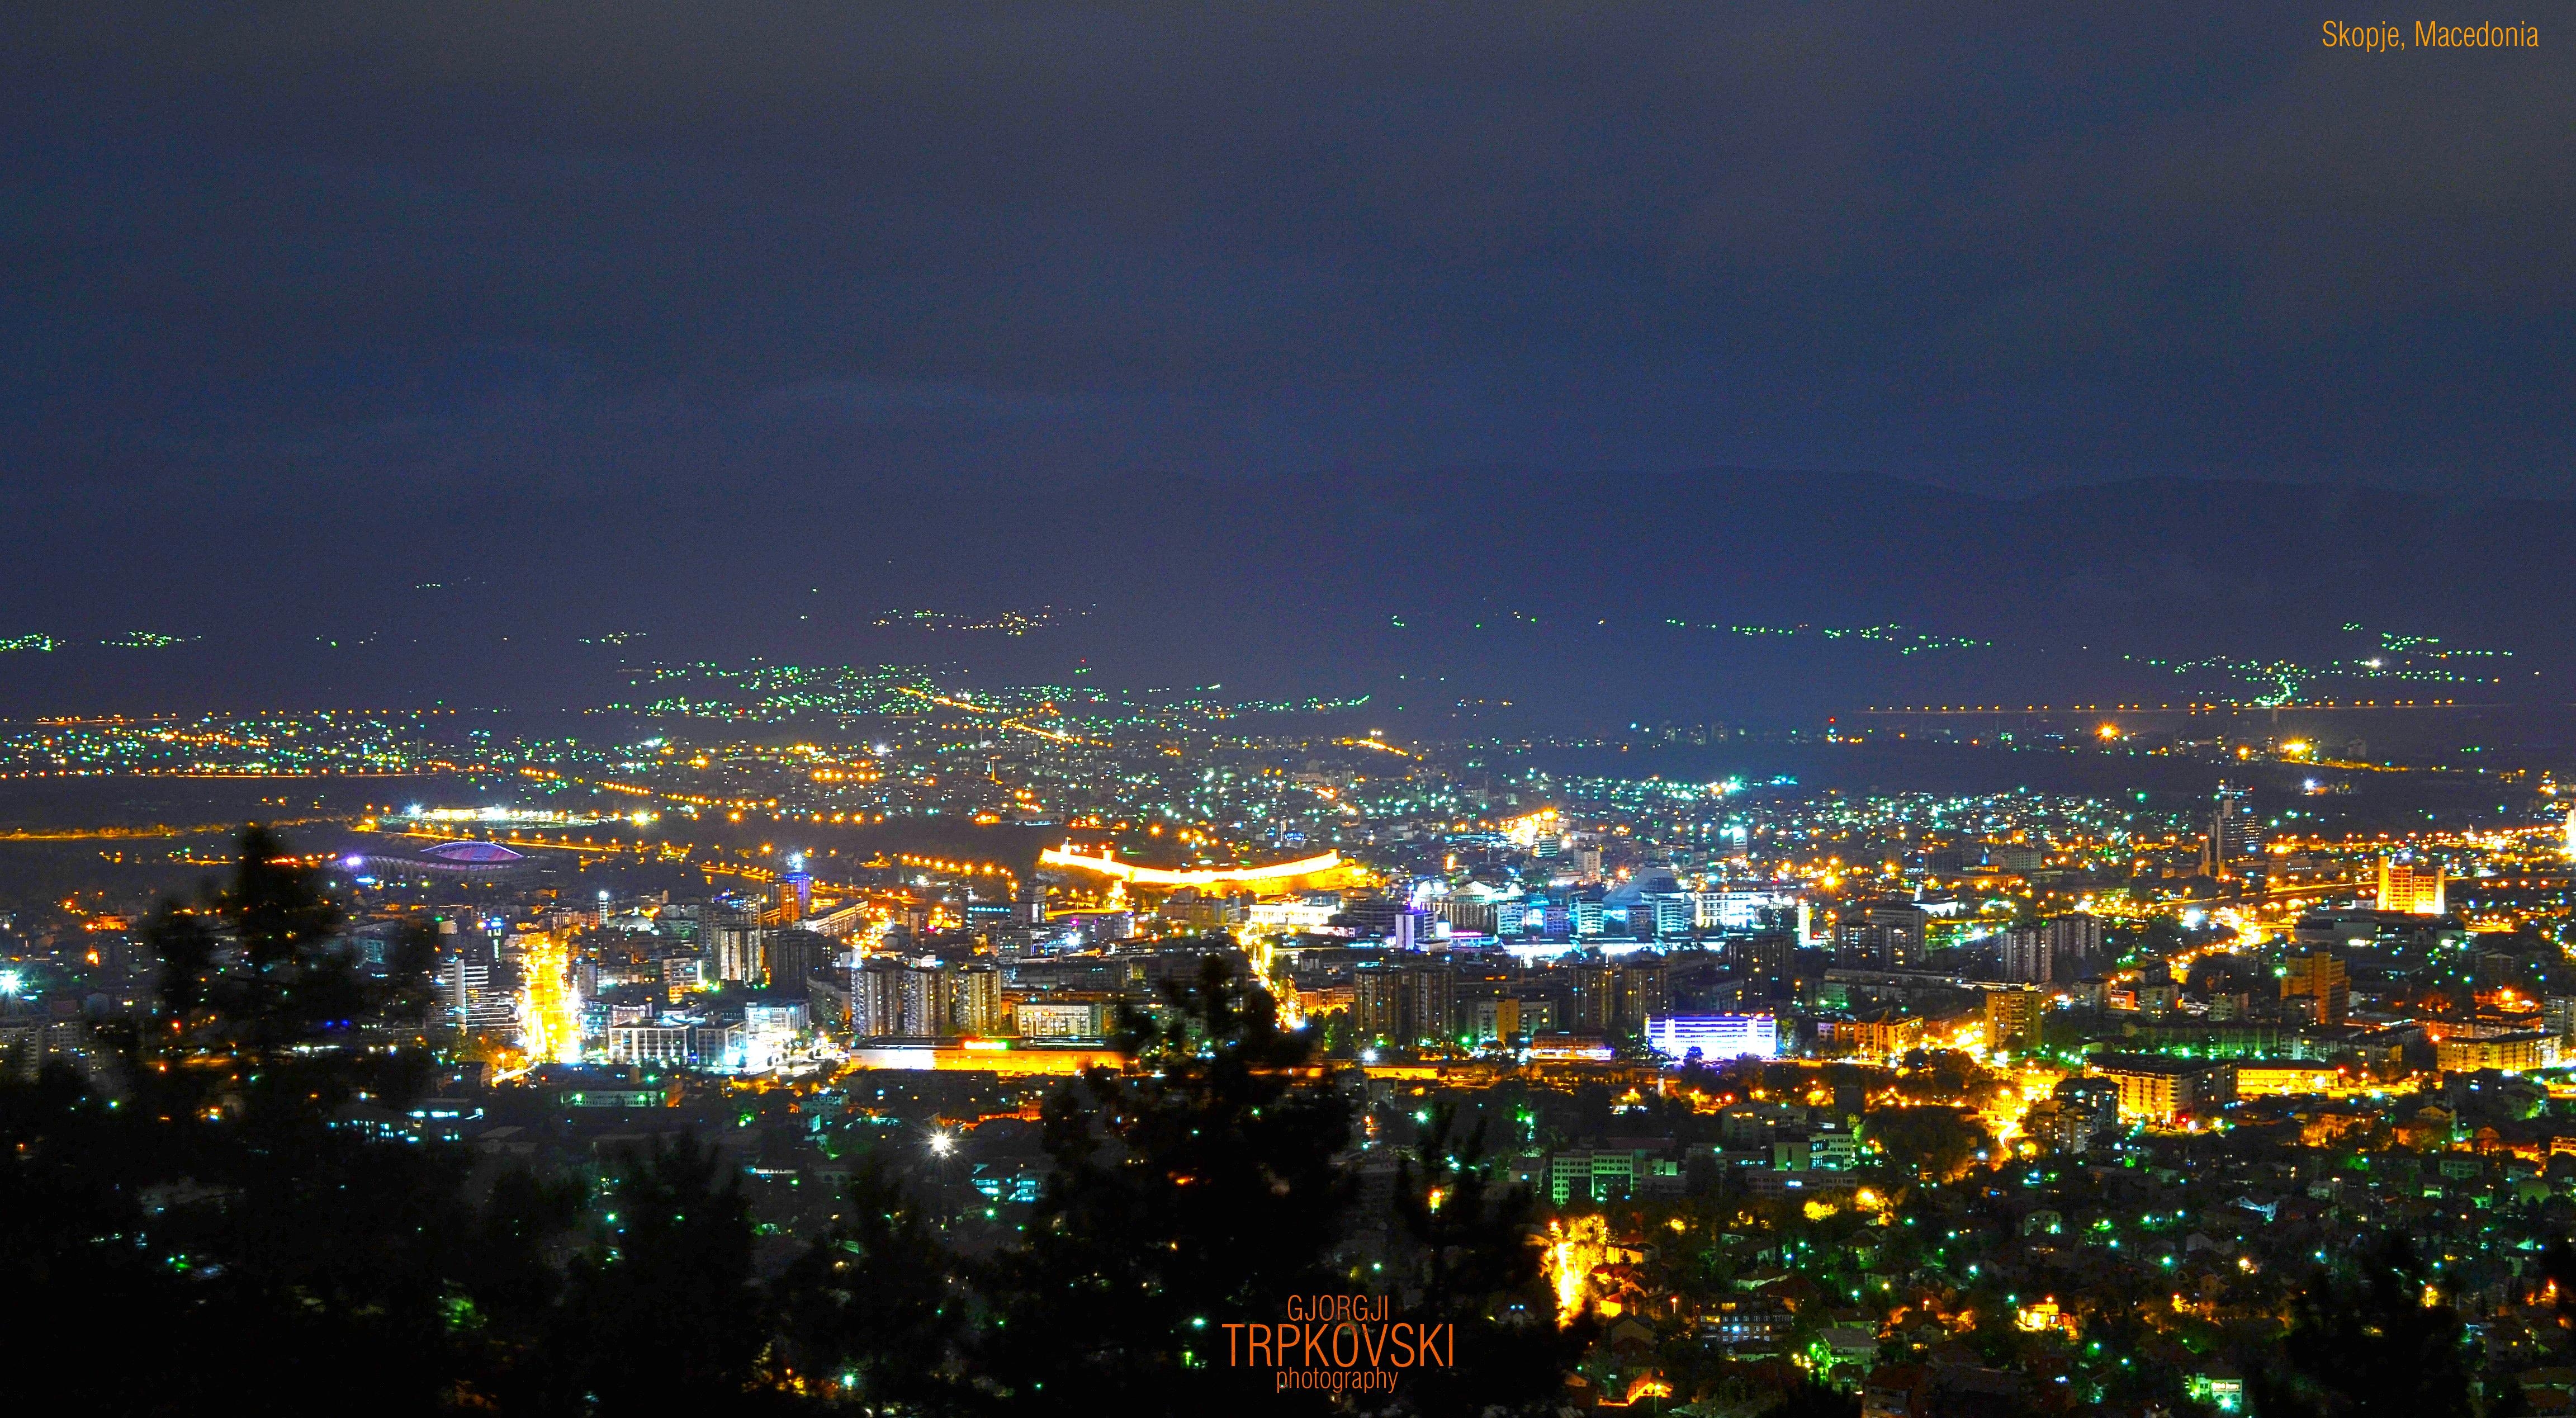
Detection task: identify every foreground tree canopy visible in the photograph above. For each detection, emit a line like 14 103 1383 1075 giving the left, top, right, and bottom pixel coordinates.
6 829 2551 1417
0 830 1578 1415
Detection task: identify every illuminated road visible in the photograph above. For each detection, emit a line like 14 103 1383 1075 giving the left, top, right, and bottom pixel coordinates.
1853 699 2484 715
894 686 1100 745
0 815 342 842
519 932 581 1065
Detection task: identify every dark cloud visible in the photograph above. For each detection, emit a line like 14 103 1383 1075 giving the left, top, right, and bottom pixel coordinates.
1 4 2569 709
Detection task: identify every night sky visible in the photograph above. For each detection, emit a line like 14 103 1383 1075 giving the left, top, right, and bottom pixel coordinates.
4 6 2570 717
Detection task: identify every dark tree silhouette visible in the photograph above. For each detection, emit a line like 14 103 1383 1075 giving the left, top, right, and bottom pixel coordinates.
546 1133 775 1412
1862 1105 1992 1181
769 956 1603 1416
975 953 1354 1414
0 1062 198 1412
150 824 434 1064
775 1155 968 1411
2249 1233 2477 1418
2 826 475 1416
2 833 1593 1415
1757 1376 1864 1418
447 1164 592 1408
1381 1103 1594 1415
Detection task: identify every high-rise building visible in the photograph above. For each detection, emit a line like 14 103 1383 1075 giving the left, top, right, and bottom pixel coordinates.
712 923 765 986
1839 899 1929 968
1734 932 1799 1000
1558 958 1669 1034
851 957 910 1038
2001 925 2053 984
1838 1011 1925 1058
2546 995 2576 1043
949 963 1002 1035
696 900 763 984
2051 1076 2123 1150
435 954 518 1031
2002 914 2104 984
2280 952 2350 1025
2088 1053 2233 1122
1565 961 1617 1033
1355 967 1399 1042
1354 962 1459 1046
2051 914 2104 976
1616 959 1670 1025
843 959 1000 1038
774 871 812 924
1465 995 1537 1043
2376 858 2446 915
2207 783 2260 876
1641 894 1694 939
764 929 832 987
898 965 949 1037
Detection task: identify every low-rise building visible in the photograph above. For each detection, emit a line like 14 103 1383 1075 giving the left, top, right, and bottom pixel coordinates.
2087 1052 2233 1122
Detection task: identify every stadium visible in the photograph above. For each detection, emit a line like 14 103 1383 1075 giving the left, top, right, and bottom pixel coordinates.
344 839 532 878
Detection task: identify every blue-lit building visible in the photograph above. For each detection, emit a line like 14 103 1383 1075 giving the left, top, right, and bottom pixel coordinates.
1644 1013 1778 1062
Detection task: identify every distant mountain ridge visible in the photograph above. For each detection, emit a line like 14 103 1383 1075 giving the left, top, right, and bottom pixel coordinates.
2 466 2566 722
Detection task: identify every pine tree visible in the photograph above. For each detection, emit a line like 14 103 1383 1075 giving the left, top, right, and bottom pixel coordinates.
1 826 472 1415
1379 1102 1594 1415
974 953 1355 1415
776 1155 968 1411
2250 1232 2478 1418
547 1133 776 1412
